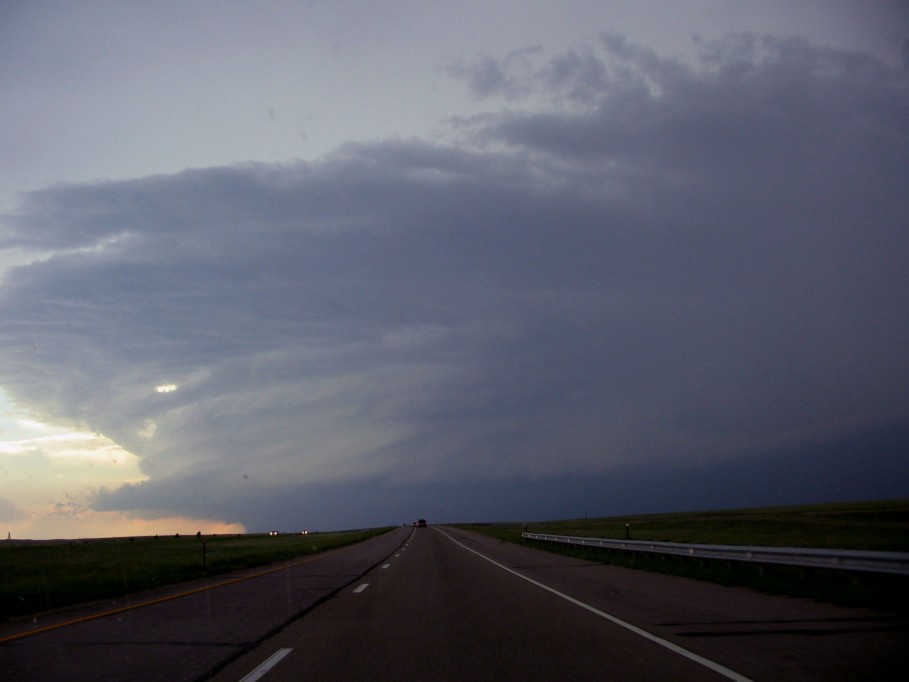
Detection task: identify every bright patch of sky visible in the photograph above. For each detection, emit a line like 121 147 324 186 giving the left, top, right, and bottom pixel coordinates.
0 390 242 538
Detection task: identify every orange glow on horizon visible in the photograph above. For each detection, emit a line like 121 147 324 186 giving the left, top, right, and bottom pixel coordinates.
5 509 246 541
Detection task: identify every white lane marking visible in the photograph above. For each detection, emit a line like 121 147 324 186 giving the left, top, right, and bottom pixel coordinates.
381 563 391 569
394 553 401 557
439 529 753 682
238 648 293 682
354 583 369 593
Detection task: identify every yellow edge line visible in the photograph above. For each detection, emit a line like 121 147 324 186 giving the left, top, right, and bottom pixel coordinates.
0 543 357 645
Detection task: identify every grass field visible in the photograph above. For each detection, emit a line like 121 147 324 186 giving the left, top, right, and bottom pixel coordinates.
0 528 390 621
458 500 909 612
465 499 909 550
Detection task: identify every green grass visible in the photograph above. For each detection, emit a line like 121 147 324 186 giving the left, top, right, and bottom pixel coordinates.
468 499 909 550
458 500 909 612
1 529 391 621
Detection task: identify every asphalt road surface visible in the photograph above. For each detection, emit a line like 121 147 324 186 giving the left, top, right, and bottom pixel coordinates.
2 526 905 680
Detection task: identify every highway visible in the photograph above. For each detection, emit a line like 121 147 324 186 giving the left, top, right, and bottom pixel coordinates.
2 525 905 680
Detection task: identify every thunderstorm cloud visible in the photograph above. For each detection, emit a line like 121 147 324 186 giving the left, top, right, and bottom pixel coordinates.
1 35 907 529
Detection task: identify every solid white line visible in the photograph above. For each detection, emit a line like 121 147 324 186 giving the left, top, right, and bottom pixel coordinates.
439 530 753 682
354 583 369 593
238 648 293 682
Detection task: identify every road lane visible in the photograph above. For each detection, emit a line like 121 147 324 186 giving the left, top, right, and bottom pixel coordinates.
0 528 409 681
214 526 907 681
214 527 741 680
442 528 749 679
440 527 907 680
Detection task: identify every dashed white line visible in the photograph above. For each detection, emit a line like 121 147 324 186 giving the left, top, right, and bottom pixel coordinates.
353 583 369 593
238 648 292 682
381 563 391 569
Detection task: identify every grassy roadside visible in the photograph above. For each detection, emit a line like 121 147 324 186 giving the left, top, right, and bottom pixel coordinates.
457 500 909 612
466 499 909 550
1 528 391 621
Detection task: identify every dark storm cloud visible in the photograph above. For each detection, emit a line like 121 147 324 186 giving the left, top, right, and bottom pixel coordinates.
2 34 907 527
445 46 545 100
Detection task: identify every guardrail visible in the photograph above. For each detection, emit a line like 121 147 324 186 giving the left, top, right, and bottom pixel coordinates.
522 532 909 575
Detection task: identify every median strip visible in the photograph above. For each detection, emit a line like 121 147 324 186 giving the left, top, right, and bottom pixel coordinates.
0 543 360 645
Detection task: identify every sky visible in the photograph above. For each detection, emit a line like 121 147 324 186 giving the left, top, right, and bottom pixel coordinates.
1 1 908 539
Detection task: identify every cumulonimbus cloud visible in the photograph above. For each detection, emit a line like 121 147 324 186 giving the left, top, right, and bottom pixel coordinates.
1 34 907 526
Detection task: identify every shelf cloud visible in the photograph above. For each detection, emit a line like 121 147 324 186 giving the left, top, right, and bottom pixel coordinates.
2 34 907 530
